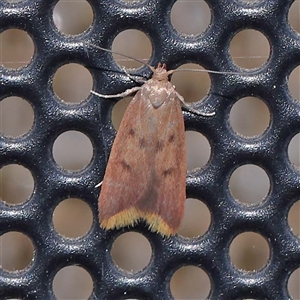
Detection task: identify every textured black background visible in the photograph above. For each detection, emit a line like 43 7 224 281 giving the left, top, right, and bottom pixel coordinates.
0 0 300 299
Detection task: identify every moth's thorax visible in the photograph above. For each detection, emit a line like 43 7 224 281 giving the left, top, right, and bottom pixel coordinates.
141 79 176 109
137 64 176 108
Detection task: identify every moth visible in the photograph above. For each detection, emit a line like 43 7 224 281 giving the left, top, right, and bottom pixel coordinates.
92 57 215 237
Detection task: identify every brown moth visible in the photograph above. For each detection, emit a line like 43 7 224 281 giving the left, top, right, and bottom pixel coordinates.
92 62 214 236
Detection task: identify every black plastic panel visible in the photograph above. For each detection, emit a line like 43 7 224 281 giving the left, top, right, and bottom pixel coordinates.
0 0 300 299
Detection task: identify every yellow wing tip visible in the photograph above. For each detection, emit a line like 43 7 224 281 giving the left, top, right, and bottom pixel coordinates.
100 208 176 237
100 207 140 229
145 213 176 236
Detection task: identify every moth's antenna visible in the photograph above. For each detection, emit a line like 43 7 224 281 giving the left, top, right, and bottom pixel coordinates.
90 44 243 76
169 68 243 76
90 44 153 70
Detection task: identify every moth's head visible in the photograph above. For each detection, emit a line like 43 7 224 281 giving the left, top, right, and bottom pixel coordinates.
151 63 173 81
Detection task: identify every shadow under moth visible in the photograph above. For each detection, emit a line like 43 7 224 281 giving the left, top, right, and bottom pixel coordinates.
92 56 215 237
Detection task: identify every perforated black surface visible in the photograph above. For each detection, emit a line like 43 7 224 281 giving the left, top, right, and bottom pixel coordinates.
0 0 300 299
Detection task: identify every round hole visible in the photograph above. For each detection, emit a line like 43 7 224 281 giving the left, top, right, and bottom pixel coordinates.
0 231 34 271
171 63 211 104
0 29 34 69
185 131 211 171
171 0 211 35
288 1 300 34
52 63 92 103
229 97 270 137
229 232 269 271
229 29 270 69
53 266 93 299
229 164 270 205
53 198 93 238
0 164 34 204
288 66 300 102
288 268 300 299
0 97 34 137
53 0 93 35
178 198 210 238
112 30 152 69
111 96 132 130
52 131 93 171
111 232 151 273
288 200 300 236
288 133 300 168
170 266 210 300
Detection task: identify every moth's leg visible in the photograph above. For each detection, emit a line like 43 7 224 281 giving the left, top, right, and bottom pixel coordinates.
91 86 142 99
176 91 215 117
176 91 186 105
95 181 103 188
122 67 147 84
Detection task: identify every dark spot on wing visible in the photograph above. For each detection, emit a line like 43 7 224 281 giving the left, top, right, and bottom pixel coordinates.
162 168 174 177
139 137 146 148
129 128 135 136
137 170 159 211
168 134 175 143
121 160 132 172
156 140 164 152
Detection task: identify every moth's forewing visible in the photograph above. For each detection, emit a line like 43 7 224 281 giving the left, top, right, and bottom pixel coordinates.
99 66 186 236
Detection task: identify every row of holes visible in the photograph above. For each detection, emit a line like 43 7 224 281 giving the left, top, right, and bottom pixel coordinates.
1 129 300 204
0 155 292 203
1 3 300 71
27 0 300 39
0 91 272 138
0 27 274 69
0 94 271 137
1 195 300 242
1 192 300 238
1 228 300 299
1 132 300 200
0 27 285 102
2 0 297 40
